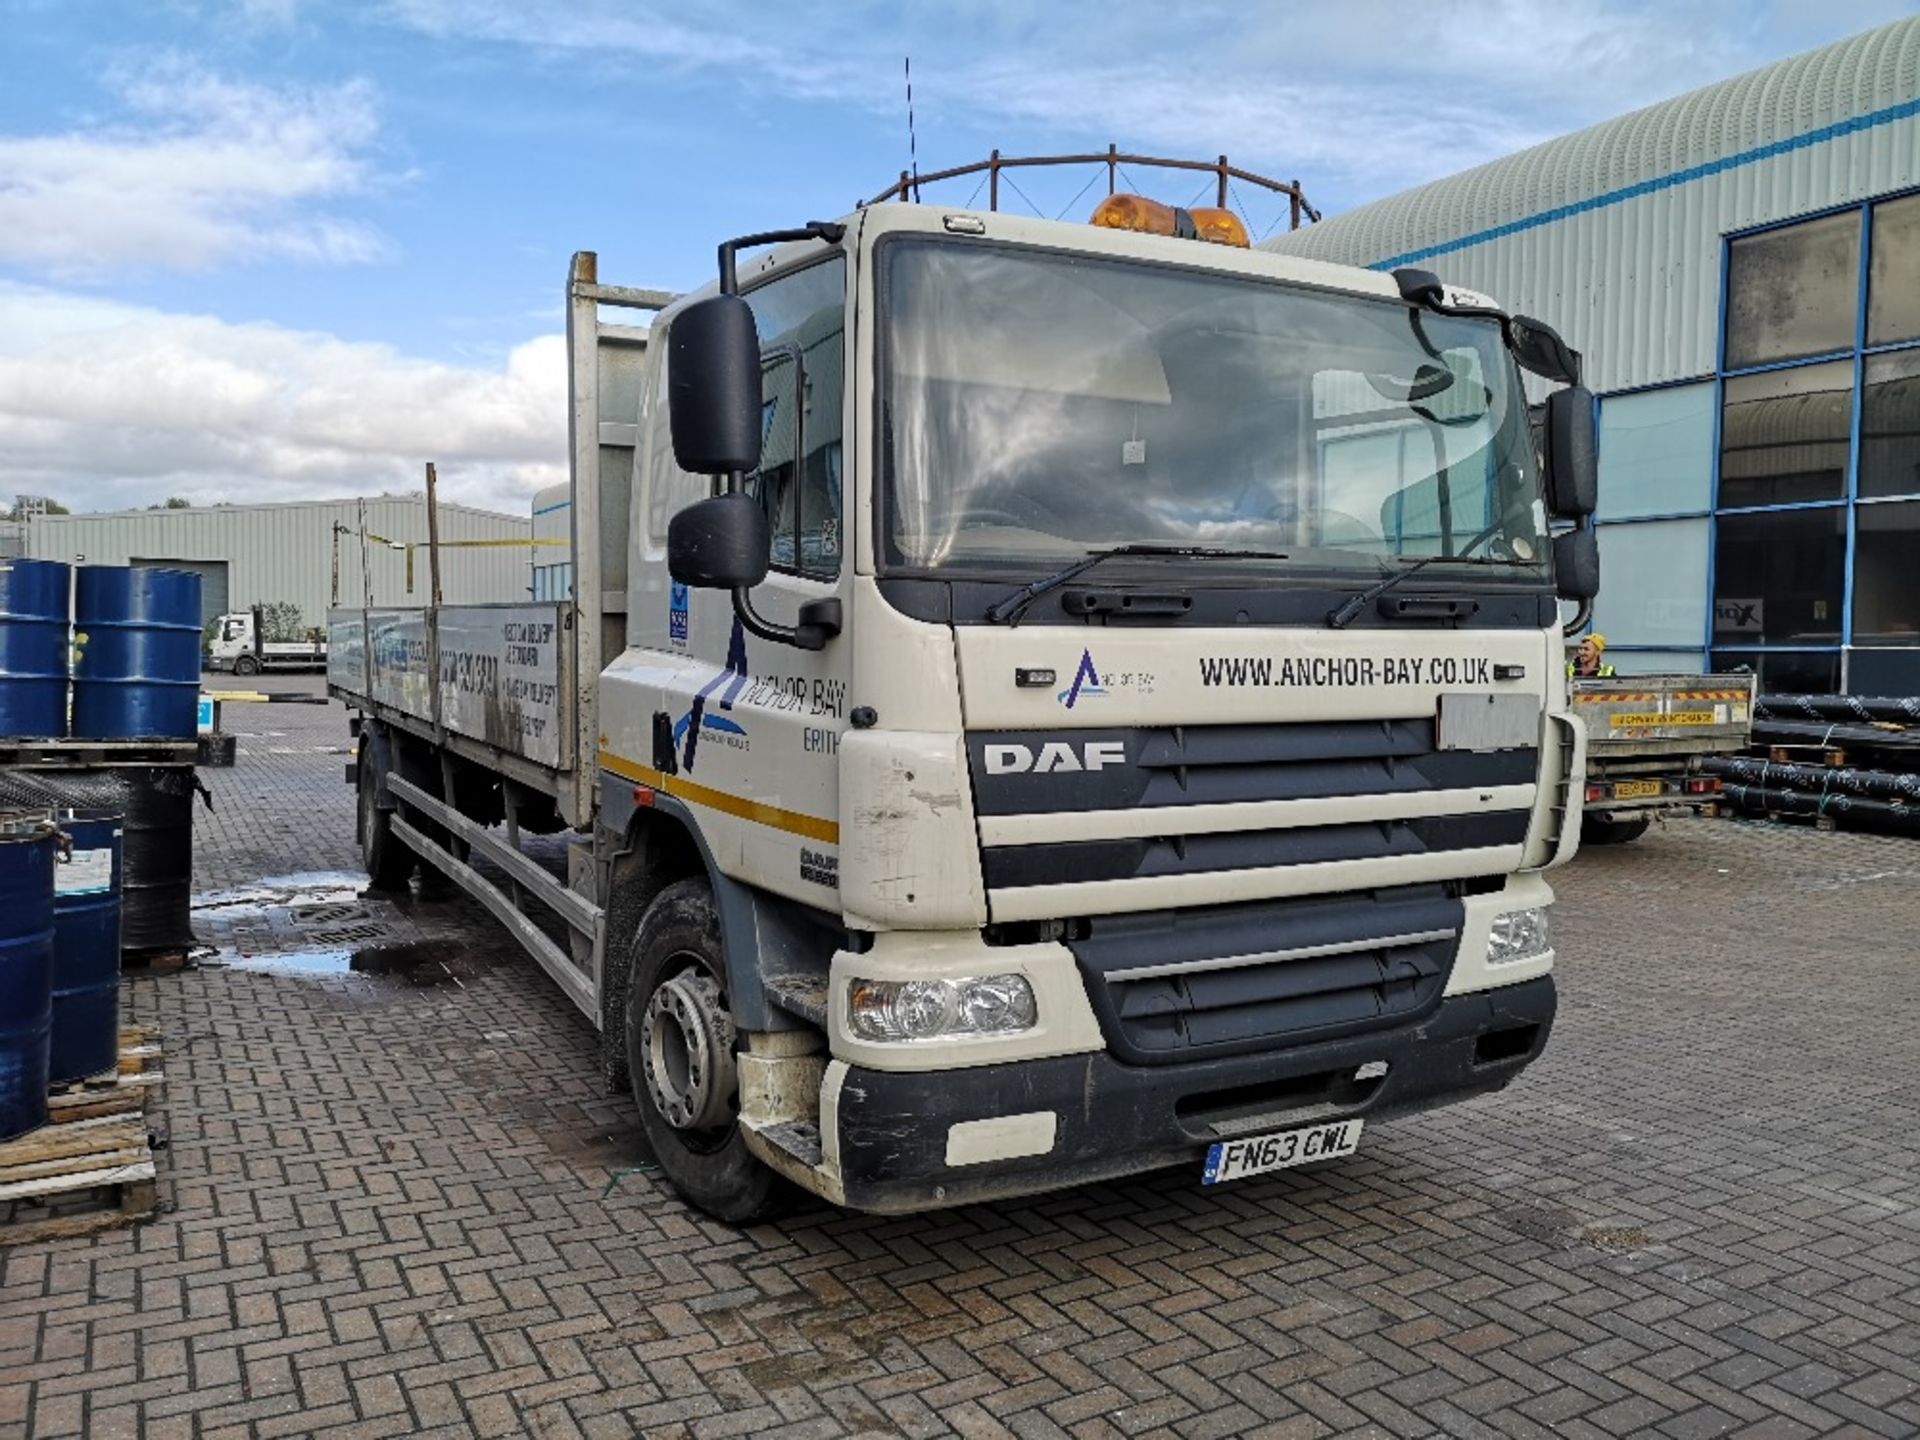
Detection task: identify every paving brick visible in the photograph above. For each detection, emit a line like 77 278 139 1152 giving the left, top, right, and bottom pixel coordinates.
2 675 1917 1439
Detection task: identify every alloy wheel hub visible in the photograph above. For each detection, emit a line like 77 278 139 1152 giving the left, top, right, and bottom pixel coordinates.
641 970 737 1131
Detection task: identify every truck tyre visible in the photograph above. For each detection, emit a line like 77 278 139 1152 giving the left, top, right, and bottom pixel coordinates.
624 878 788 1224
234 653 261 677
357 743 415 889
1582 814 1651 846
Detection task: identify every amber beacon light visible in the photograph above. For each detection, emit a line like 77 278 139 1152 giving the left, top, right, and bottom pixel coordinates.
1089 193 1251 247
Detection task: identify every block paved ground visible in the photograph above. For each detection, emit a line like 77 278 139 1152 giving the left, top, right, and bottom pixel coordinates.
3 672 1918 1439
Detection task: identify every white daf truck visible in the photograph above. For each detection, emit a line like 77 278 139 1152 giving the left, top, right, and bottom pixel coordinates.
208 607 327 675
329 171 1599 1220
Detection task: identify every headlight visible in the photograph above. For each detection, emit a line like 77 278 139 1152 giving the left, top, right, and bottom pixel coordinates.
847 974 1038 1043
1487 907 1551 964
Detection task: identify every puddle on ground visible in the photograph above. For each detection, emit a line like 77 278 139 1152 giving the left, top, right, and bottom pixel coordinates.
190 871 371 915
217 937 478 986
192 871 501 991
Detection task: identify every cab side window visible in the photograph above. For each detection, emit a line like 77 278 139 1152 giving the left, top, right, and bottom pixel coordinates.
741 257 846 580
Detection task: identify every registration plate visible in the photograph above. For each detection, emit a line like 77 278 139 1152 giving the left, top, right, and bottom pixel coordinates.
1201 1119 1363 1185
1612 779 1663 799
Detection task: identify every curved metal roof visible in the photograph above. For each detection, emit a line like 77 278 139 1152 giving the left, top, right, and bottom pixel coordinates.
1269 18 1920 272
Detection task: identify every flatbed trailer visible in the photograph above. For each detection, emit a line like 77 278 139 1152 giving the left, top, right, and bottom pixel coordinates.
1572 673 1754 842
328 255 666 1023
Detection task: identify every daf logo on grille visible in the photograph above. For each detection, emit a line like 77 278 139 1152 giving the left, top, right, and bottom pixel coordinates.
984 740 1127 775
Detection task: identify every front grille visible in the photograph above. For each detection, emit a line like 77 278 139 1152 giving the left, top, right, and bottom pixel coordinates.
969 717 1537 817
970 718 1538 911
1069 885 1464 1064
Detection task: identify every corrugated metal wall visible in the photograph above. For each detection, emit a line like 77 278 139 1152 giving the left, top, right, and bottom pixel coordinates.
1267 19 1920 395
529 482 573 600
22 497 531 631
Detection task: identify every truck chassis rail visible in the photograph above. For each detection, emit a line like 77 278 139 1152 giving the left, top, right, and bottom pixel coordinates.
383 772 603 1023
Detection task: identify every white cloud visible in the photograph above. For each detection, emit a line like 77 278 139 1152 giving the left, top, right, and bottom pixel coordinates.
377 0 1913 205
0 284 566 516
0 58 386 277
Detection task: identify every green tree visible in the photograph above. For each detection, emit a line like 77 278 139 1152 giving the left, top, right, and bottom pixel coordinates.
3 498 70 521
256 601 306 643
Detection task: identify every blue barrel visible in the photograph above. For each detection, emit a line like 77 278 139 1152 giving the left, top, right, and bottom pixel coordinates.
48 811 123 1085
72 567 203 739
0 816 59 1140
0 558 70 740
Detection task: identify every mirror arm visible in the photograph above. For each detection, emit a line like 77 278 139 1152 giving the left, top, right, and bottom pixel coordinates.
718 221 848 295
714 462 814 649
1565 596 1595 636
1394 267 1581 385
730 587 838 652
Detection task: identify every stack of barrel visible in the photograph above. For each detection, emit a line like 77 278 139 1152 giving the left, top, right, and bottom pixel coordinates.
1 560 202 1140
1705 693 1920 837
0 811 125 1139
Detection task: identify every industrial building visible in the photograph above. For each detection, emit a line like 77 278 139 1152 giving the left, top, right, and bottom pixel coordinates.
529 483 574 601
1268 17 1920 694
20 496 532 634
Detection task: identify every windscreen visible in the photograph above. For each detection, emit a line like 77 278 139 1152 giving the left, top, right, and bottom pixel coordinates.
881 240 1549 578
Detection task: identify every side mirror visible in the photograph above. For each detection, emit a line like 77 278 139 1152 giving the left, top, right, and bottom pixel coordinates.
1509 314 1582 386
1544 386 1597 519
1553 526 1599 601
669 295 763 475
668 492 770 590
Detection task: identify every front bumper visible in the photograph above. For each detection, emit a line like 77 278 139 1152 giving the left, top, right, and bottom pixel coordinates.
831 973 1555 1213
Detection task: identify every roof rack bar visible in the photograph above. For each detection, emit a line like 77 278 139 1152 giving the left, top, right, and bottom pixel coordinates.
863 149 1320 226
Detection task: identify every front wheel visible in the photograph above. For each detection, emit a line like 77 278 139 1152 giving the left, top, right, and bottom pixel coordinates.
1581 814 1651 846
233 653 261 677
624 879 789 1224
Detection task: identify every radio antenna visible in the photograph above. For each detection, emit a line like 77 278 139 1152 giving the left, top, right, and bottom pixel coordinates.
904 56 920 200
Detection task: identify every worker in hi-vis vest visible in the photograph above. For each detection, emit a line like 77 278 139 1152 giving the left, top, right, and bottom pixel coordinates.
1568 633 1616 679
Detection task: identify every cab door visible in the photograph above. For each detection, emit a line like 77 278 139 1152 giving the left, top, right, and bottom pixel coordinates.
665 255 851 908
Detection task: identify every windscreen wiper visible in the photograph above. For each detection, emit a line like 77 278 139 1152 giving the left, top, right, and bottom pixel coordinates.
1325 519 1507 629
985 544 1287 626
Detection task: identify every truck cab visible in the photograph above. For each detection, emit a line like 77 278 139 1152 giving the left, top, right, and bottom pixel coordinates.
590 192 1600 1216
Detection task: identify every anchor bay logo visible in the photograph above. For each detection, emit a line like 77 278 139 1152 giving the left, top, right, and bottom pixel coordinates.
675 616 750 771
1058 649 1107 709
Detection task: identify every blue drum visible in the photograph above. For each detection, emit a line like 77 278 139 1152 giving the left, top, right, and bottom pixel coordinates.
72 566 203 739
0 558 70 740
48 811 123 1085
0 816 59 1140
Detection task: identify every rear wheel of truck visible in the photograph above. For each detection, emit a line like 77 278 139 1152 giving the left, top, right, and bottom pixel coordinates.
233 653 260 676
625 878 788 1224
1582 814 1651 845
357 742 415 889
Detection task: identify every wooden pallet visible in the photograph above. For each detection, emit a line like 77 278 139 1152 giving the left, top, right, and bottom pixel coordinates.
0 738 198 769
120 947 198 974
1721 804 1840 833
0 1026 163 1246
1767 744 1847 768
1766 810 1839 832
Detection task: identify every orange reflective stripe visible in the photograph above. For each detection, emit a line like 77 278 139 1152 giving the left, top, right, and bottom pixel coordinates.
599 749 840 844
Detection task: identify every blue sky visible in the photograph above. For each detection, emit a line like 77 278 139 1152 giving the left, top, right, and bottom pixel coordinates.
0 1 1909 515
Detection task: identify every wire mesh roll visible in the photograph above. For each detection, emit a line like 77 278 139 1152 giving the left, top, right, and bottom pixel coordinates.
1719 781 1920 835
1702 756 1920 802
1750 718 1920 754
1753 694 1920 725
